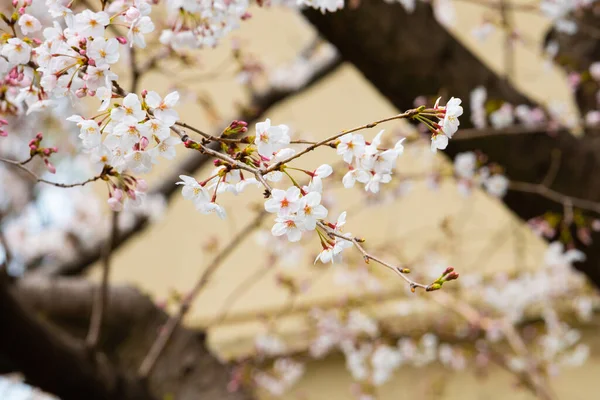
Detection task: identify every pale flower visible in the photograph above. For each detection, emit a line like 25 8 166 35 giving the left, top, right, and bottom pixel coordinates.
430 133 449 152
342 168 370 188
483 174 509 197
176 175 210 205
111 93 146 124
337 133 366 164
254 118 291 158
75 10 110 38
272 215 304 242
18 14 42 35
441 97 463 137
297 192 328 230
454 152 476 179
88 37 121 66
264 187 301 216
1 38 31 65
145 91 180 126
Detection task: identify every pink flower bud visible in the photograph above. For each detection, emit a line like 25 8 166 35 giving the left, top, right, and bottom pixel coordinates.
127 189 136 200
241 12 252 20
43 148 51 156
36 132 43 140
32 38 41 45
87 58 96 67
29 144 37 151
116 36 128 45
113 188 123 201
108 197 123 212
125 6 140 21
79 49 87 56
0 119 7 126
139 136 149 150
141 89 148 97
12 0 18 7
0 130 7 137
8 67 18 80
44 159 56 174
136 179 148 192
18 7 25 15
75 88 87 98
51 147 58 153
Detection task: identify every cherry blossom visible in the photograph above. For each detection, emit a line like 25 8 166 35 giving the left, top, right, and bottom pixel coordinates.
145 91 180 126
18 14 42 35
254 118 291 158
264 187 302 215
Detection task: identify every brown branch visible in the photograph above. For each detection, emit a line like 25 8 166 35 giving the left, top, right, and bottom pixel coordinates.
11 276 253 400
86 211 118 351
0 272 155 400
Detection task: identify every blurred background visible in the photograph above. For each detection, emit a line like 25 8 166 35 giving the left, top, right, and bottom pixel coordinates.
0 1 599 399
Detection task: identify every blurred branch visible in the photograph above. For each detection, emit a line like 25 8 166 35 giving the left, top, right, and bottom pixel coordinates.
137 211 266 379
86 211 118 351
11 276 253 400
0 272 154 400
434 292 555 400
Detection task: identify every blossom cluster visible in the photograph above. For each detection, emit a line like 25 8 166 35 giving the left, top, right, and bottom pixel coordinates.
68 90 182 210
336 130 405 193
453 151 509 198
0 0 156 119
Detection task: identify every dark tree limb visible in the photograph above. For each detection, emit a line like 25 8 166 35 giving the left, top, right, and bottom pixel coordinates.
9 276 253 400
302 1 600 288
0 272 154 400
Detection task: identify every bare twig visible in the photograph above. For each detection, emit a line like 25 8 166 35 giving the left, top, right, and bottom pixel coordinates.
317 221 432 291
509 181 600 214
86 211 118 351
137 211 267 378
0 157 103 188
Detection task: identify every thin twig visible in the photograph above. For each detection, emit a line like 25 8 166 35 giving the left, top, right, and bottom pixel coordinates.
317 222 431 291
137 211 267 378
85 211 118 351
0 157 103 188
541 149 561 188
509 181 600 214
263 108 422 173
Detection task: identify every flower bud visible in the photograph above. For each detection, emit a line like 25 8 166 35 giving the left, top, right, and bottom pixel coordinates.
112 188 123 201
107 197 123 212
116 36 128 45
44 159 56 174
136 179 148 192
